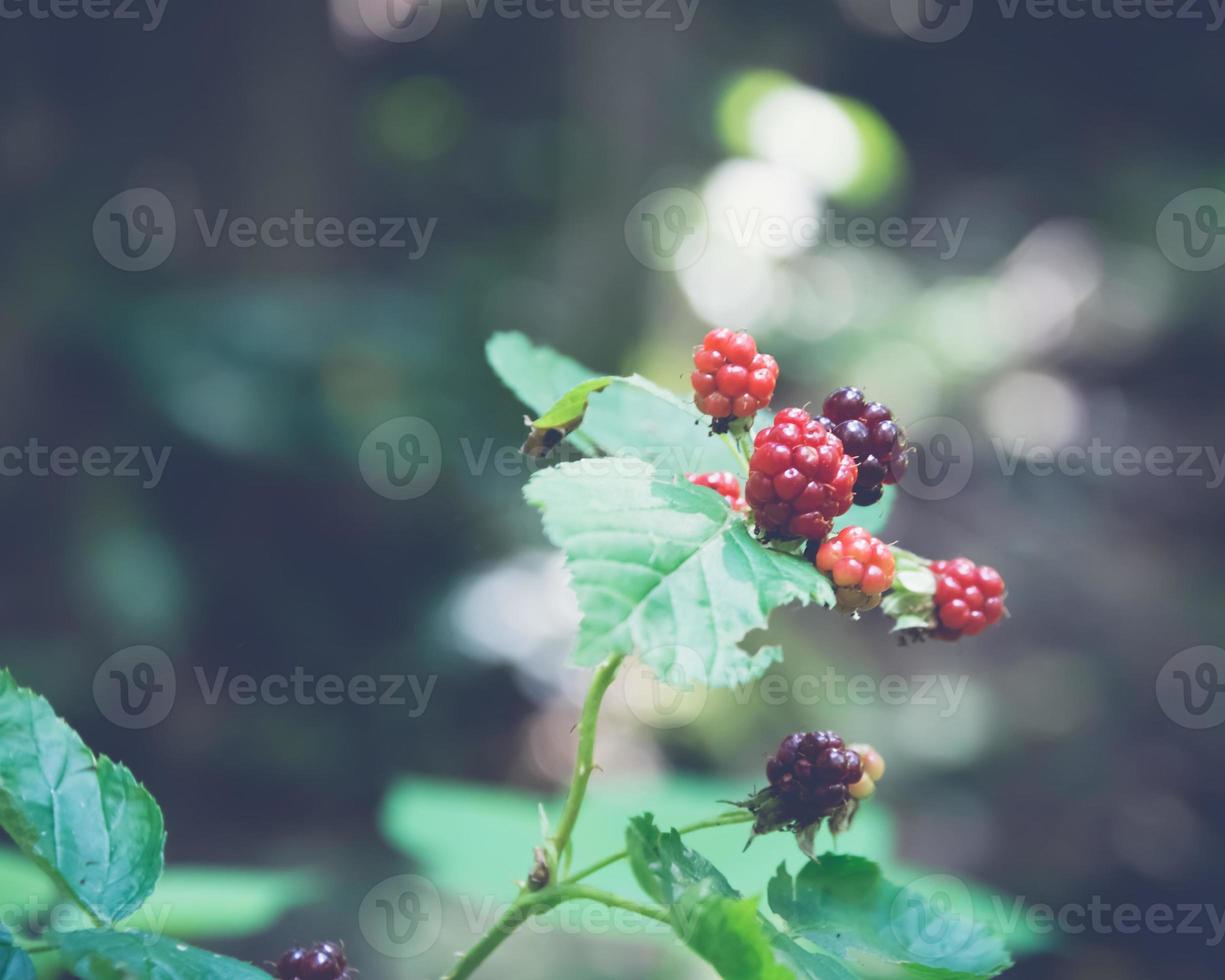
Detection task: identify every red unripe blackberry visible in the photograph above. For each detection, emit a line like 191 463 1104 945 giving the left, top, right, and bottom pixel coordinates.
686 471 749 512
764 730 864 829
692 329 779 423
816 526 896 607
930 558 1007 640
818 387 908 507
744 408 856 541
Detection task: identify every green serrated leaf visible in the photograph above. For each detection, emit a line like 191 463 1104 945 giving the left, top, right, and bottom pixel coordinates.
487 332 741 473
579 375 742 475
626 814 737 905
0 671 165 926
55 930 270 979
672 890 795 980
530 377 617 430
767 856 1013 978
525 460 834 688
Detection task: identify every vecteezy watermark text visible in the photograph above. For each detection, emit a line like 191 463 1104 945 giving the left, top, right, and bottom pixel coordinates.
891 0 1225 42
94 646 437 728
355 0 700 43
93 188 437 272
624 188 971 272
993 438 1225 489
0 0 168 30
0 439 171 488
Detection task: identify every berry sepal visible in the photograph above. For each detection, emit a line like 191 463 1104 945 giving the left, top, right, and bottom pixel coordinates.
879 546 939 636
733 786 860 859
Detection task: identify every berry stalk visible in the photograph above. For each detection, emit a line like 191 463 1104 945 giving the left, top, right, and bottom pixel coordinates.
547 652 626 877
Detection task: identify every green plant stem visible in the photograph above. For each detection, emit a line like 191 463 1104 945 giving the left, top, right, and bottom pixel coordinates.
735 427 756 468
547 652 625 875
719 433 749 473
443 883 670 980
443 891 566 980
563 810 754 884
552 884 672 924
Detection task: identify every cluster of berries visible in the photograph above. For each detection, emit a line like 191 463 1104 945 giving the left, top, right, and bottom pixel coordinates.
816 386 908 507
930 557 1007 639
688 328 1007 644
739 730 887 844
691 333 906 542
814 526 896 612
744 407 859 541
691 328 779 427
686 471 748 512
273 942 351 980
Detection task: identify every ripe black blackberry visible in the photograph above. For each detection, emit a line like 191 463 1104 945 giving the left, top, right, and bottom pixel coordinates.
818 387 907 507
737 730 876 854
274 942 350 980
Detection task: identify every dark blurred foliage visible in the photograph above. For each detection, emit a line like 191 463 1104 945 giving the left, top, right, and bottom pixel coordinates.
2 1 1225 978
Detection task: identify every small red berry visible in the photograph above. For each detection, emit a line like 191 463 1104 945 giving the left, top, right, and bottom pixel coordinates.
687 471 750 512
929 558 1007 640
692 330 778 424
818 387 908 506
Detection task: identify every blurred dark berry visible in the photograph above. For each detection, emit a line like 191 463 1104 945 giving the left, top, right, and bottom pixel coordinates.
820 387 907 505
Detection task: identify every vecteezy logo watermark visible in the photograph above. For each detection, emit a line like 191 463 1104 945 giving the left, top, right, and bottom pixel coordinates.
356 0 443 41
890 873 979 960
94 188 438 271
94 646 178 730
93 189 176 272
1156 189 1225 272
624 188 709 272
0 439 172 488
891 0 975 41
624 188 971 272
623 654 970 729
358 417 443 501
993 439 1225 488
621 647 709 729
1157 645 1225 730
893 0 1225 40
0 0 168 30
94 648 438 728
356 0 700 42
893 874 1225 949
359 874 444 958
895 416 974 502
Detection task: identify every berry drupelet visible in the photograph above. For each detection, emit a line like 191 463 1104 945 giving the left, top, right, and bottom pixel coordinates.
930 558 1007 639
274 942 350 980
686 471 749 512
818 387 908 507
691 329 779 428
745 408 857 542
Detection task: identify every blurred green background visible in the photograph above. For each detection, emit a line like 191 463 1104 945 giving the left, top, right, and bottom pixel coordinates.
2 1 1224 977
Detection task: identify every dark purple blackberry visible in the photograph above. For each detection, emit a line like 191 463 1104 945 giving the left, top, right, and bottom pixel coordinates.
275 942 348 980
275 948 308 979
820 387 908 506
